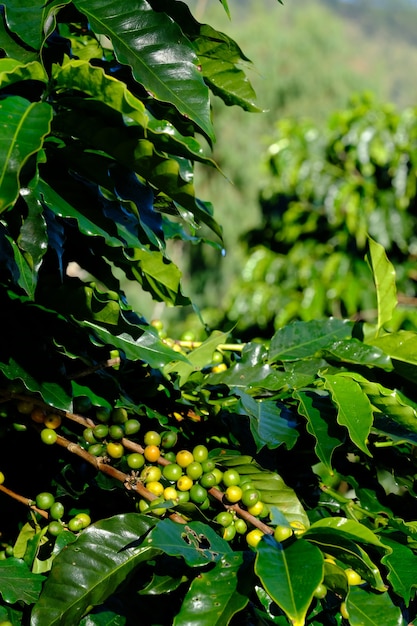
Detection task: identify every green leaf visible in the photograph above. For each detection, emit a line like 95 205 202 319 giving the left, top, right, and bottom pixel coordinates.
380 535 417 606
236 391 299 451
295 389 343 471
31 514 159 626
0 17 39 62
2 230 37 298
73 0 214 142
323 338 392 370
218 0 231 18
80 322 189 369
218 455 309 527
269 319 353 363
365 237 397 334
0 96 52 213
255 535 323 626
146 519 231 567
173 552 252 625
369 330 417 367
3 0 67 51
164 330 228 385
345 585 404 626
0 58 47 87
0 558 45 604
321 372 373 456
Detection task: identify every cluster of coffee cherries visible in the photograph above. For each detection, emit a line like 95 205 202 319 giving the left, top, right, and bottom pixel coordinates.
34 491 91 536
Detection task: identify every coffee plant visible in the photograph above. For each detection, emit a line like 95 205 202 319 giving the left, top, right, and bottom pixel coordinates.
2 1 417 625
225 94 417 335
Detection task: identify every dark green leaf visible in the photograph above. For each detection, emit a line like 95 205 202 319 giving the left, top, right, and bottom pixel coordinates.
255 536 323 626
380 535 417 606
295 389 343 470
31 514 159 626
146 519 231 567
3 0 67 50
173 552 252 625
321 373 373 456
73 0 214 141
269 319 353 363
0 96 52 213
324 338 392 370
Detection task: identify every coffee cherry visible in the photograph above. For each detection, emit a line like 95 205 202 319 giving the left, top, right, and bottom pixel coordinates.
200 472 217 488
247 501 264 517
164 451 177 463
177 475 193 492
225 485 243 503
83 427 97 445
222 469 241 487
162 463 183 482
68 517 84 532
192 444 208 463
215 511 234 527
211 468 223 485
31 407 46 423
106 442 124 459
161 431 178 449
176 491 190 503
163 486 178 501
17 400 34 414
141 466 162 483
186 461 203 481
176 450 194 468
109 424 124 440
340 601 349 619
234 518 248 534
212 363 227 373
48 521 64 537
241 488 260 508
246 529 264 548
49 502 65 520
144 431 161 447
144 445 160 463
88 443 106 457
36 492 55 510
127 453 145 469
93 424 109 440
345 568 362 586
313 583 327 599
75 513 91 528
146 481 164 497
201 459 216 473
40 428 57 445
273 525 293 543
223 524 236 541
124 419 141 436
0 471 4 485
111 408 128 424
44 413 61 429
189 484 207 504
95 407 111 423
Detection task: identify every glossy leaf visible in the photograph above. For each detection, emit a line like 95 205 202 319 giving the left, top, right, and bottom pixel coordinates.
380 535 417 606
236 390 299 451
295 389 343 470
146 519 231 567
370 330 417 366
255 535 323 626
321 372 373 456
80 322 189 369
73 0 214 141
173 552 252 625
269 319 353 363
0 558 45 604
31 514 159 626
323 338 392 370
366 237 397 334
345 585 404 626
0 58 47 87
164 330 228 385
2 0 66 50
0 97 52 213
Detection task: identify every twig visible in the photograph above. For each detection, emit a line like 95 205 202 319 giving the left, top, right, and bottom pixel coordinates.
0 484 48 519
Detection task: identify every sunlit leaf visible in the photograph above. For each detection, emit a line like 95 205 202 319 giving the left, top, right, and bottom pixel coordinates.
345 585 403 626
365 237 397 335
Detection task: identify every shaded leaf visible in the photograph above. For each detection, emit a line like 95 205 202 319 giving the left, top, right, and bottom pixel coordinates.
255 535 323 626
31 514 159 626
173 552 253 625
321 372 373 456
164 331 228 385
0 58 47 87
3 0 66 50
380 535 417 606
0 96 52 213
295 389 344 470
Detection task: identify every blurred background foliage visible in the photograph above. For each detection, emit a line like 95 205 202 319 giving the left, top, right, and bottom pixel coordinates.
123 0 417 337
